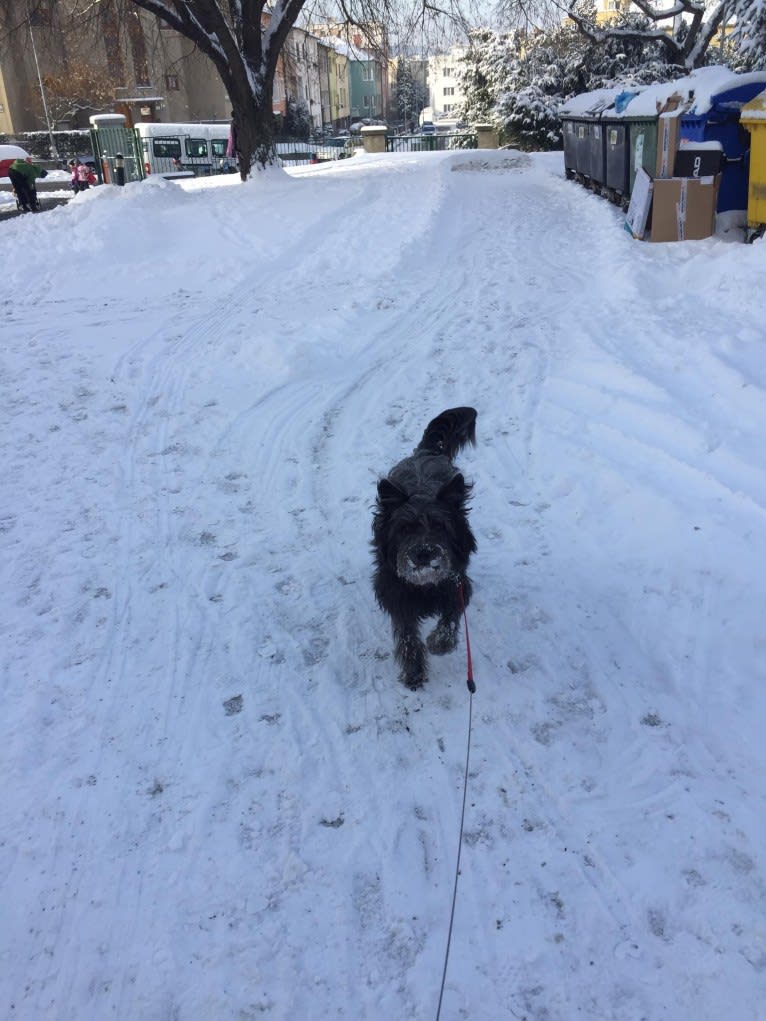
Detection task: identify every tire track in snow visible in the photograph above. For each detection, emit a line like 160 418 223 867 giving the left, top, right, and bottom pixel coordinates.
245 159 653 1015
48 163 466 1015
10 173 421 1015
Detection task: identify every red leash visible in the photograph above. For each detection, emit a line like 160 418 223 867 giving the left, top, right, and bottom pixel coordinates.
457 581 475 693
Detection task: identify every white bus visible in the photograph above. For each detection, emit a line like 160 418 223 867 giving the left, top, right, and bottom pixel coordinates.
136 122 235 177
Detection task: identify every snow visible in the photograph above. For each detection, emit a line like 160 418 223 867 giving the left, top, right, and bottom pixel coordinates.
561 66 766 119
742 85 766 121
2 148 766 1020
626 66 766 115
0 144 31 161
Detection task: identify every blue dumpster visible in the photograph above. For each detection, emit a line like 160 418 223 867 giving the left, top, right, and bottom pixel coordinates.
679 69 766 211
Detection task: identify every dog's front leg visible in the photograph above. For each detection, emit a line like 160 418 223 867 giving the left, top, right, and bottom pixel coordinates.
426 581 466 655
391 614 427 689
426 615 459 656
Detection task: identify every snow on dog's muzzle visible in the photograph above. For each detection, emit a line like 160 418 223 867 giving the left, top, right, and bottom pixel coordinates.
396 542 452 586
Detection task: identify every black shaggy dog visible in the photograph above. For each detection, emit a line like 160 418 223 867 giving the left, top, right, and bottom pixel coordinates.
372 407 477 689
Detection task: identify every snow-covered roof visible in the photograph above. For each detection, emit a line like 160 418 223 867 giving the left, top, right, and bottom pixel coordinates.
321 36 374 61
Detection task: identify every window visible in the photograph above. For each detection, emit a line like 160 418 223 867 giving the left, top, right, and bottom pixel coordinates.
444 104 453 113
152 137 181 158
363 95 370 108
165 74 179 90
185 138 208 158
443 67 453 76
362 65 373 82
444 87 454 97
211 139 228 157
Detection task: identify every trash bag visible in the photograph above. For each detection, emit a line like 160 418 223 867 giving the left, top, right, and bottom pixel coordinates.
614 91 640 115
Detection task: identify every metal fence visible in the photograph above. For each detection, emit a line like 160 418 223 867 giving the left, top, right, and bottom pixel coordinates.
386 133 478 154
275 138 360 167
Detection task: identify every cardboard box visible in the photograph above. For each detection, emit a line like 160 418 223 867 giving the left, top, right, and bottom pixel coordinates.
656 110 682 178
625 166 653 239
650 174 720 242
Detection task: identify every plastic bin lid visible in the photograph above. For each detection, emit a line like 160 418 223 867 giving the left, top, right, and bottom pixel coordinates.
741 86 766 122
559 86 626 118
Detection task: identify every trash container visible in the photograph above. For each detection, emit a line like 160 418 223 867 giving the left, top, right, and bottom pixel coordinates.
562 119 578 180
586 121 606 190
679 70 766 212
559 117 601 186
560 87 622 191
740 86 766 241
627 117 658 194
601 119 629 203
559 117 593 182
599 113 657 207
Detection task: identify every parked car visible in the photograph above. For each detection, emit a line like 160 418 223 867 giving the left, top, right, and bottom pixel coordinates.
0 143 31 178
315 137 356 161
420 122 436 136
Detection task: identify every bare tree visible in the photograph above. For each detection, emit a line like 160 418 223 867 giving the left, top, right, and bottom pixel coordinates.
0 0 343 175
564 0 726 70
103 0 308 176
43 61 117 128
2 0 483 174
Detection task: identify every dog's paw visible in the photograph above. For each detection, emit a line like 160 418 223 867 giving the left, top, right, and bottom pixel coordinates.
401 670 427 690
426 621 459 656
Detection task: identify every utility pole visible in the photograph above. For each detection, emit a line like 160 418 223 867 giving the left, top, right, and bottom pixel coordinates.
27 12 58 159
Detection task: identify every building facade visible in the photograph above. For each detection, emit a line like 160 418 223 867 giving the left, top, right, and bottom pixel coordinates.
0 9 376 142
427 46 467 122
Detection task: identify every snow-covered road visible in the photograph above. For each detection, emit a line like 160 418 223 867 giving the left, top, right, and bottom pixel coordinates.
2 149 765 1019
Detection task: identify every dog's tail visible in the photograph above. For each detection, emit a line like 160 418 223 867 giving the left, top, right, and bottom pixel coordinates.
416 407 477 459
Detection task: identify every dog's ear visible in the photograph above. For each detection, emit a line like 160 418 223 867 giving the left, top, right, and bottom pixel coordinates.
437 473 467 504
377 477 408 507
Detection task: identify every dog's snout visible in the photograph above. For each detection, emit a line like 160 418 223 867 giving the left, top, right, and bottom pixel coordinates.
412 545 437 566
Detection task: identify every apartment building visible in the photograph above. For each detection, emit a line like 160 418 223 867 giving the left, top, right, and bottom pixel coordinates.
0 6 228 134
311 22 390 124
0 9 381 140
427 46 467 121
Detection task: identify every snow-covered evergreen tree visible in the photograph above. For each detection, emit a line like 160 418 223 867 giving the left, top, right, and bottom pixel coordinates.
283 98 313 140
391 57 426 129
459 14 679 151
730 0 766 69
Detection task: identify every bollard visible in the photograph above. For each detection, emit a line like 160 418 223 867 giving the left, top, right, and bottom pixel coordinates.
115 153 126 186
